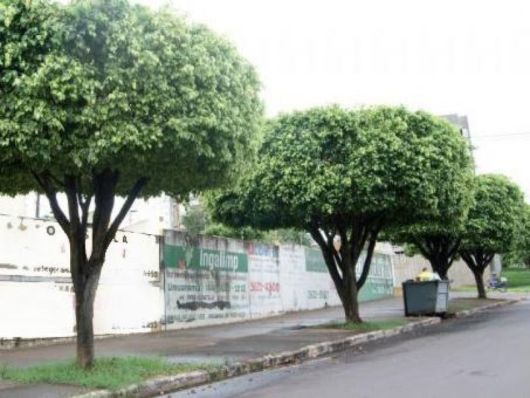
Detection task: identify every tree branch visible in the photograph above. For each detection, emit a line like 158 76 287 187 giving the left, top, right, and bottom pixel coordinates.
31 171 70 234
357 232 377 289
447 238 461 267
460 250 477 271
357 216 384 289
481 253 495 271
103 177 148 250
414 239 433 263
47 172 65 189
310 226 344 292
91 170 119 256
64 175 81 232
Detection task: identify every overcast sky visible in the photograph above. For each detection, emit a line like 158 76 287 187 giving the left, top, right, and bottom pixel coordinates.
137 0 529 199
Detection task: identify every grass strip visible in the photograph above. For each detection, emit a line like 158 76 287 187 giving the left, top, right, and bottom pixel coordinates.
317 319 408 332
0 356 220 391
503 268 530 292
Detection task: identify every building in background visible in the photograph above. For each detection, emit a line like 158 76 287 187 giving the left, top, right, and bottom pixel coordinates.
441 113 475 167
0 193 183 235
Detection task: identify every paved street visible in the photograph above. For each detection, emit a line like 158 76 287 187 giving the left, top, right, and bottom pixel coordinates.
0 294 524 397
170 299 530 398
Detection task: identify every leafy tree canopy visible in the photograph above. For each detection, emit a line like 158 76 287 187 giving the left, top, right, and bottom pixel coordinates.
213 106 473 232
382 115 474 278
502 203 530 269
461 174 525 254
204 222 266 241
459 174 525 298
183 200 309 245
181 202 210 235
0 0 262 198
510 204 530 267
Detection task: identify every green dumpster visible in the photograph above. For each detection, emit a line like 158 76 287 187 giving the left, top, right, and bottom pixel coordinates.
402 280 449 316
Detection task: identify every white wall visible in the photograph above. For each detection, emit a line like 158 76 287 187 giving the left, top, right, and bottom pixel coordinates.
0 216 395 340
162 231 394 331
0 215 162 339
247 242 283 317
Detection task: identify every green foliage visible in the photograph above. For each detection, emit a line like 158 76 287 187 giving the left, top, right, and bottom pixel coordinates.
202 224 309 245
503 268 530 291
0 357 219 391
204 222 265 241
0 0 60 195
185 198 309 244
212 105 473 233
381 115 474 277
181 202 210 235
399 243 420 257
266 228 311 246
503 205 530 268
179 201 266 241
384 165 474 246
0 0 263 197
460 174 525 254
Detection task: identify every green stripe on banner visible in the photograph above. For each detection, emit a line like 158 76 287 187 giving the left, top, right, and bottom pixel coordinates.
163 245 248 273
304 247 328 273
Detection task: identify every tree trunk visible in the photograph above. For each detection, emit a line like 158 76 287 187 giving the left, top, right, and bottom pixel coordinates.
341 287 362 323
72 244 102 369
460 250 491 300
415 237 460 281
473 269 487 299
430 258 449 280
340 275 362 323
75 277 97 368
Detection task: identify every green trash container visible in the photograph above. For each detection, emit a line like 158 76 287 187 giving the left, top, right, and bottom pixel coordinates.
402 280 449 316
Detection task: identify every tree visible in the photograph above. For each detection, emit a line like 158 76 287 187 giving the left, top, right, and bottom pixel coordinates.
182 203 210 235
459 175 525 297
385 136 474 280
212 106 473 322
503 204 530 269
0 0 262 368
515 206 530 268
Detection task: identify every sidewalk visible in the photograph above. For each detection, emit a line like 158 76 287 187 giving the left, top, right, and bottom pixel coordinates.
1 297 403 367
0 293 520 398
0 297 403 397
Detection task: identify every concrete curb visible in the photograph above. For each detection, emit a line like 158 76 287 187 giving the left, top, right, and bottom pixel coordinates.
73 317 440 398
73 298 522 398
452 298 522 319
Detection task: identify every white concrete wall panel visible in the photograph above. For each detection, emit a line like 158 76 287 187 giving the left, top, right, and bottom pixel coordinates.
0 215 161 339
246 242 282 317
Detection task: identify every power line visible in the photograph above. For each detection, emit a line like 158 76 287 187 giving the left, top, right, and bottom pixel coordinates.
471 131 530 140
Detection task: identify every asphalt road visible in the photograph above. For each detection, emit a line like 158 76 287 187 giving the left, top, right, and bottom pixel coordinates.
170 300 530 398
